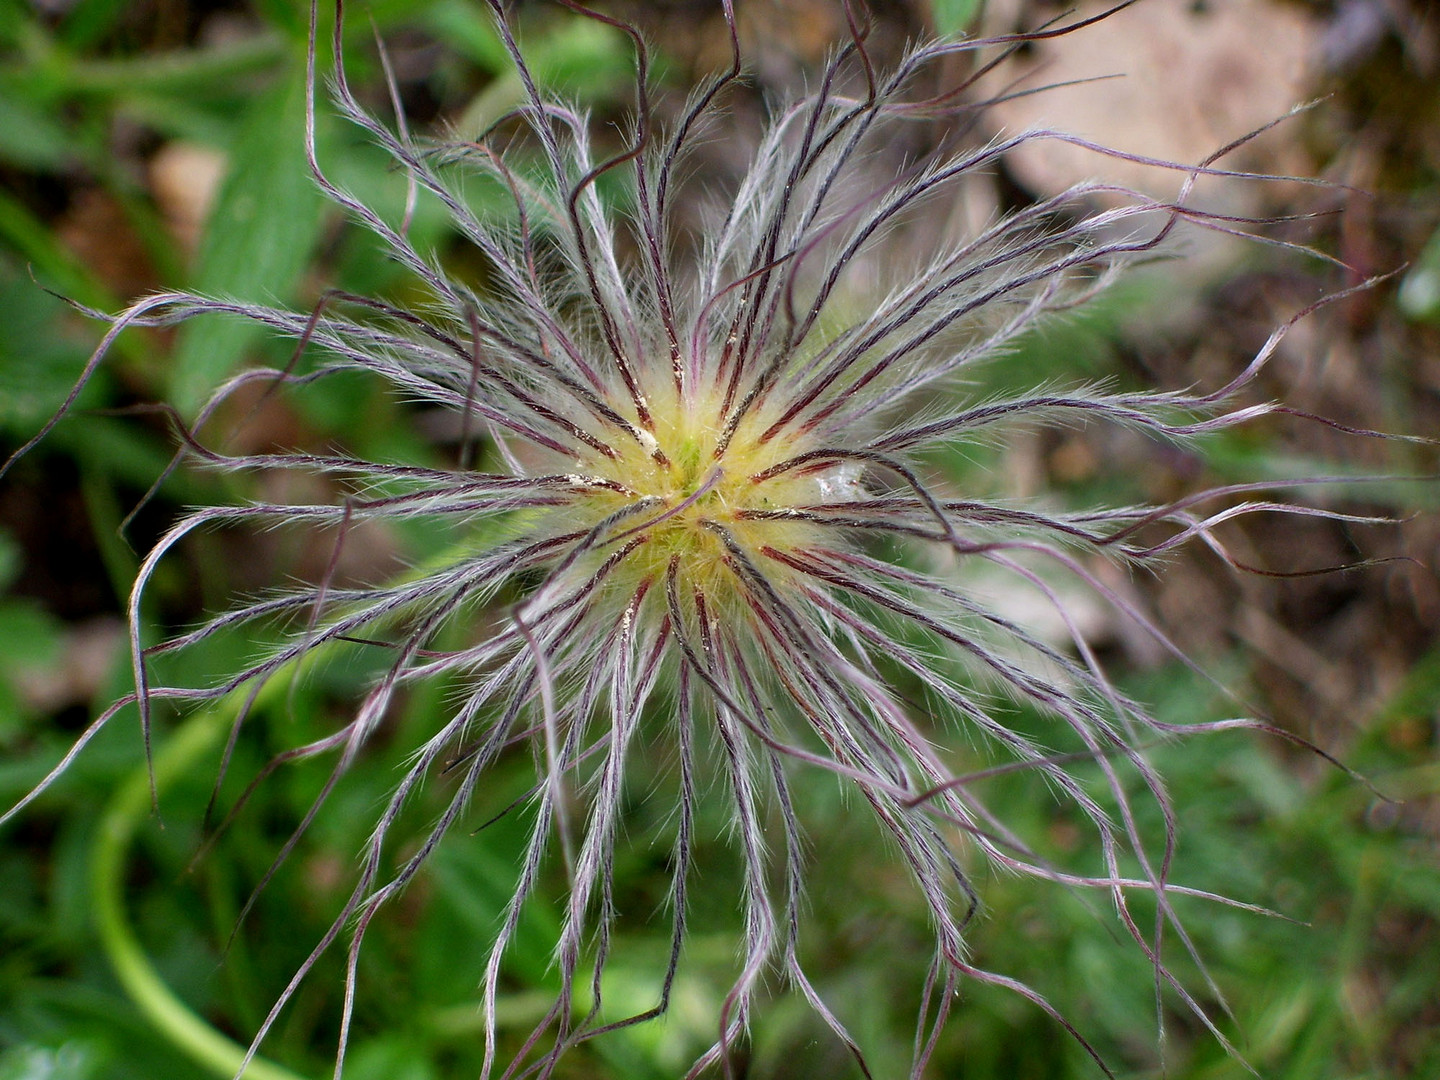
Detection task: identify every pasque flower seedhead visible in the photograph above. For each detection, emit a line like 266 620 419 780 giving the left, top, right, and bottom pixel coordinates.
2 1 1402 1078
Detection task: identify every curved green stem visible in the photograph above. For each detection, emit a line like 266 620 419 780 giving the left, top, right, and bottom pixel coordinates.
87 539 482 1078
90 704 314 1080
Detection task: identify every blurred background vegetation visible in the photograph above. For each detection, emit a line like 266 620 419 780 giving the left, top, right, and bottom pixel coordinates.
0 0 1437 1078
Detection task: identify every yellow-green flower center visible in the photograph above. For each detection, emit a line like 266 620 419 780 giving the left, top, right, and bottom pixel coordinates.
568 383 853 601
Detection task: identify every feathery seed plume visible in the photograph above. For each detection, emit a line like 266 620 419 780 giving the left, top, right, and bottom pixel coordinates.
1 2 1398 1078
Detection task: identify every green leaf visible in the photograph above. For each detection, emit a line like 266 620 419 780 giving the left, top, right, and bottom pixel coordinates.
447 12 635 138
0 92 75 171
168 63 326 414
345 1037 438 1080
932 0 984 36
0 192 116 314
423 0 511 74
56 34 289 97
0 598 64 671
0 259 113 435
56 0 129 50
